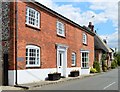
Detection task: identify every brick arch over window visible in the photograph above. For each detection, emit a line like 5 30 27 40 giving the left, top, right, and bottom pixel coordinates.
26 45 40 67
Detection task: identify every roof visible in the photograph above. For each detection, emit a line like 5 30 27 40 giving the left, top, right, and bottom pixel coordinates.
27 0 95 36
94 33 112 53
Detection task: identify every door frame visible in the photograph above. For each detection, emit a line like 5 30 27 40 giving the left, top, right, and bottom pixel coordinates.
56 43 68 77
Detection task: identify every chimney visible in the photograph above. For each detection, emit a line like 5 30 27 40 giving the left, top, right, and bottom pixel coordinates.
88 22 94 32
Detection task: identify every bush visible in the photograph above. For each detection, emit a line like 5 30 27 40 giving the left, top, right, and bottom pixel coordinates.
101 54 108 71
102 67 107 72
111 61 116 69
93 61 101 73
90 68 97 73
117 53 120 66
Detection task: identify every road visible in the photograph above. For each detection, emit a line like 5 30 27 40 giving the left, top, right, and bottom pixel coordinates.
30 68 118 90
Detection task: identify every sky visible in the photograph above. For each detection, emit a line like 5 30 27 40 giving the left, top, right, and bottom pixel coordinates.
35 0 118 49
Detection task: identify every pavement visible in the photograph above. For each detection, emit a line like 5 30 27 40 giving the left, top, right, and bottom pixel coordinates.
33 68 118 90
0 72 105 91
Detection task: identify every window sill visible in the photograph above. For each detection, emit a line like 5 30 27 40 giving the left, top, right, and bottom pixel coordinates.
71 64 76 67
57 34 66 38
25 23 41 31
26 65 40 68
83 43 88 46
81 67 89 69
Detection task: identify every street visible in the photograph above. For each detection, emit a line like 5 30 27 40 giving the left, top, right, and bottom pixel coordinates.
30 68 118 90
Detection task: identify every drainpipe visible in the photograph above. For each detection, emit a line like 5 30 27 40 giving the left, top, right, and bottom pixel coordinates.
15 0 18 85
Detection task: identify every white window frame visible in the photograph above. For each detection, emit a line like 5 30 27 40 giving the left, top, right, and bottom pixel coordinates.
26 7 40 28
26 45 40 67
72 52 76 66
81 51 89 68
56 21 65 37
83 33 87 44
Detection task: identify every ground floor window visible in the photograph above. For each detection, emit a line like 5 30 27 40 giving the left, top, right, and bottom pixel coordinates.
71 52 76 66
26 45 40 67
81 51 89 68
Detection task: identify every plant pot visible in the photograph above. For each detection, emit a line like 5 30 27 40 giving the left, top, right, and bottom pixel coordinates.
48 73 61 81
70 71 79 77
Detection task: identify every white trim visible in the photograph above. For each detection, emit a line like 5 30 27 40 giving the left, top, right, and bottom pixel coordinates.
26 45 40 67
56 44 68 77
26 7 40 28
71 52 76 66
80 50 90 53
56 21 65 37
81 50 89 68
83 33 87 44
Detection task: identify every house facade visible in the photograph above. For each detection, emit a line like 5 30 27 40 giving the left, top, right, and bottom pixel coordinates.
2 0 95 85
94 33 112 70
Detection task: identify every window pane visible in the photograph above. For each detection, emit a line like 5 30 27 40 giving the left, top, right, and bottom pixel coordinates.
82 52 89 68
82 63 84 67
59 53 62 66
83 33 87 44
57 21 64 36
72 53 76 65
26 45 40 67
26 7 40 28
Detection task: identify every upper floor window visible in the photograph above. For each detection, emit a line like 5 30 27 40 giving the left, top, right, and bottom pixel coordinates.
72 52 76 66
83 33 87 44
26 7 40 28
26 45 40 67
56 21 65 37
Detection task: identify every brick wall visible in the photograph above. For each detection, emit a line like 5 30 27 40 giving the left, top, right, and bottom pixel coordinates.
9 1 94 70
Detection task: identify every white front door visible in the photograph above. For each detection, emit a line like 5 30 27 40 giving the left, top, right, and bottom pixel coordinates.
56 44 68 77
58 51 65 76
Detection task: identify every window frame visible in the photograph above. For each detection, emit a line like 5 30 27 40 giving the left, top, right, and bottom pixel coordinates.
83 33 87 45
26 7 40 29
71 52 76 66
56 21 65 37
81 51 89 68
26 45 40 67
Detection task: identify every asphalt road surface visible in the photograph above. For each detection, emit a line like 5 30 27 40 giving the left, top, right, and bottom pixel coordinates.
30 68 118 90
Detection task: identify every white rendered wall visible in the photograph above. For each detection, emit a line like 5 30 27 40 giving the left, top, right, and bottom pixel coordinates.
8 68 57 85
66 67 81 76
8 67 90 85
81 68 90 75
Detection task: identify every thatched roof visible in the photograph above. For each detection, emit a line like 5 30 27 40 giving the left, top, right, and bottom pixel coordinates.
94 33 112 53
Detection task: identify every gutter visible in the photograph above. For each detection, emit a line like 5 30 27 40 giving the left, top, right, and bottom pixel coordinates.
28 0 95 36
15 0 18 85
14 1 29 89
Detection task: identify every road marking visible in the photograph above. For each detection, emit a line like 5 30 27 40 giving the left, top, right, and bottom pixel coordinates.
103 82 116 90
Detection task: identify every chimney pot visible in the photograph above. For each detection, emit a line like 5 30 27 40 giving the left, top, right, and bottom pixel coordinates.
88 22 94 32
89 22 92 25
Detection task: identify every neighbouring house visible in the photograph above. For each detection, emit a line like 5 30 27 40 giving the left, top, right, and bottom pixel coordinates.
2 0 95 85
110 48 118 61
94 29 112 70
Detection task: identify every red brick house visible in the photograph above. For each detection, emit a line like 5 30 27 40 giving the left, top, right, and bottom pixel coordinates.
2 0 95 85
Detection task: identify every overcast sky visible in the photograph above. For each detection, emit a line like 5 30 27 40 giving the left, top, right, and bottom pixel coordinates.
35 0 118 49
